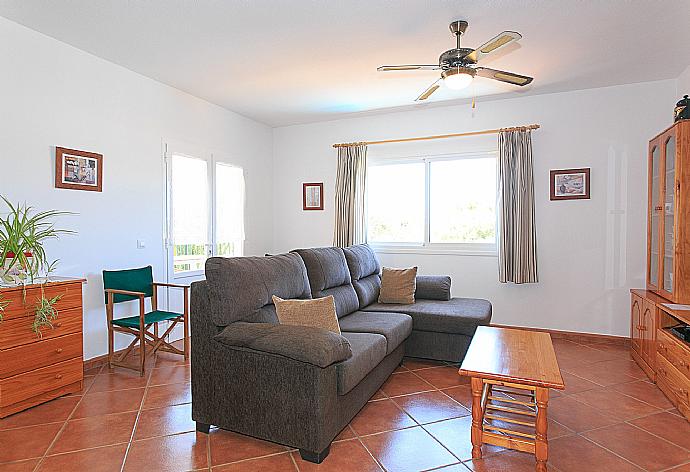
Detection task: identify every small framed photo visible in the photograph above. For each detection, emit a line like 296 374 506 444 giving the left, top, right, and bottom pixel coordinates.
55 147 103 192
303 182 324 210
550 168 590 200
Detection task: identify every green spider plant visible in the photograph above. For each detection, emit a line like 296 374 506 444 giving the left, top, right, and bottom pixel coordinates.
0 196 75 285
32 293 62 338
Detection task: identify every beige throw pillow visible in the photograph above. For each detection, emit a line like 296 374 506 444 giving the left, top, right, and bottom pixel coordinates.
379 267 418 304
272 295 341 334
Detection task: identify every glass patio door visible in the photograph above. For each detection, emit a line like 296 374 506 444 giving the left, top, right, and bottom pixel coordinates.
165 143 245 284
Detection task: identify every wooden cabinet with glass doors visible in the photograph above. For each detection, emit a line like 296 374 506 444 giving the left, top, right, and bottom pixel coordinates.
647 121 690 302
631 120 690 391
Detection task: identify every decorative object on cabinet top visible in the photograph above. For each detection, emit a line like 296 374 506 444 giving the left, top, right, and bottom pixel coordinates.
675 95 690 122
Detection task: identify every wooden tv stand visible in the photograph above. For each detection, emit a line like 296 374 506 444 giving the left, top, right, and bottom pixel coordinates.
631 289 690 419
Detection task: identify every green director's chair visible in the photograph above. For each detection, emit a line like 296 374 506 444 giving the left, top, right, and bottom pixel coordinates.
102 266 189 376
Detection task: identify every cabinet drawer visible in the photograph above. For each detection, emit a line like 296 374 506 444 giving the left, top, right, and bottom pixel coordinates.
657 329 690 379
0 357 82 407
0 333 82 379
1 282 83 321
0 307 82 350
656 355 690 405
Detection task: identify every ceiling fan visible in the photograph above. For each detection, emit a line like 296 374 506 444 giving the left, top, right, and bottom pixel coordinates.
377 20 533 101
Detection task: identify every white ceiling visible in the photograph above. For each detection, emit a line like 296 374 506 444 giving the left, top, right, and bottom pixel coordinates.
1 1 689 126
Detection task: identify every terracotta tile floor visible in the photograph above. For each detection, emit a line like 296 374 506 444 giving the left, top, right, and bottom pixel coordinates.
1 337 689 471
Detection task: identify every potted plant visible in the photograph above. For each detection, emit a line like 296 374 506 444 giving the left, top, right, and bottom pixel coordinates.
0 196 73 285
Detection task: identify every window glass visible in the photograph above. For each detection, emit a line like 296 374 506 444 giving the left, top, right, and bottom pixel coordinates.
429 158 496 244
367 162 425 243
215 163 245 257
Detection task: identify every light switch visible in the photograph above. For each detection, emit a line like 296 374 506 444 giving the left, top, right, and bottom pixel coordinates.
137 240 146 249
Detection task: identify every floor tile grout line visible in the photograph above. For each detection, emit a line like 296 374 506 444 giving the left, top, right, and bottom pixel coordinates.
352 427 390 472
607 384 676 411
421 461 466 472
206 422 212 470
386 384 464 467
569 387 668 413
211 450 295 468
577 432 648 471
659 459 690 472
289 449 301 472
31 366 99 472
625 420 690 453
119 362 155 472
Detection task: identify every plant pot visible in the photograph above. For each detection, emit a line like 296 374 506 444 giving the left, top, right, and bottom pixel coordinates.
1 252 33 286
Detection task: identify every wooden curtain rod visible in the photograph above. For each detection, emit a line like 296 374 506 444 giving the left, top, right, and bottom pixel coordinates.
332 124 540 148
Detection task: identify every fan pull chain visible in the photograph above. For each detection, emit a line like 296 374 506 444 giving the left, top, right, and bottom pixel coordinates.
472 81 476 109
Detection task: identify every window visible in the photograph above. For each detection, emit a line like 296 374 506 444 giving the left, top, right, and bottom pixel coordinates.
166 146 245 279
170 154 209 274
367 153 497 253
214 163 245 258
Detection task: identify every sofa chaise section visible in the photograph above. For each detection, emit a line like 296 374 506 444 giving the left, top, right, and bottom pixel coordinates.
343 244 492 363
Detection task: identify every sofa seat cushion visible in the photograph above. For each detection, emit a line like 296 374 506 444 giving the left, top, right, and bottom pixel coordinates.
363 298 492 336
338 311 412 355
336 332 387 395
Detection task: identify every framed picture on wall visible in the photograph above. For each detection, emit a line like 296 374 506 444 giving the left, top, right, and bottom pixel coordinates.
55 147 103 192
550 168 590 200
303 182 324 210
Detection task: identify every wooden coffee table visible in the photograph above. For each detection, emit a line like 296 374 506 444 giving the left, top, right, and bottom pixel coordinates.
458 326 565 472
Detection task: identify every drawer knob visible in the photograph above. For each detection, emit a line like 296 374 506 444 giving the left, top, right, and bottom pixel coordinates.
55 374 63 380
55 348 63 354
54 322 62 328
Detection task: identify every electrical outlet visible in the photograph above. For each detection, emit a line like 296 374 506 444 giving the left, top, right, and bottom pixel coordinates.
137 240 146 249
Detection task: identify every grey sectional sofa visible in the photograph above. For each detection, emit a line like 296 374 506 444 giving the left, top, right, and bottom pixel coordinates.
190 244 491 463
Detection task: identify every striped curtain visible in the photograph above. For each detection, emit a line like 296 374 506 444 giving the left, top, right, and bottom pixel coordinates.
497 130 538 283
333 144 368 247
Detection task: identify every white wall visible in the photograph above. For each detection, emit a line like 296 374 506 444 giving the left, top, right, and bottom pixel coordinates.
679 65 690 97
0 17 274 359
272 79 677 337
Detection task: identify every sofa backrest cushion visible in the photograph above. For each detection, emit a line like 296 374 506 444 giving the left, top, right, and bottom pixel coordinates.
205 253 312 327
343 244 382 308
292 247 360 318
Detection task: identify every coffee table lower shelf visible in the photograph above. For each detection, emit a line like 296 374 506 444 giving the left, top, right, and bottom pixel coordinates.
470 378 550 472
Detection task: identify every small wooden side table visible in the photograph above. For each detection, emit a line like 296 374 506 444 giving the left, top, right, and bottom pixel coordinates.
459 326 565 472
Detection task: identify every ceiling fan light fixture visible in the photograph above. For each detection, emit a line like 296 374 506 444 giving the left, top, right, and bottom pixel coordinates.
442 67 475 90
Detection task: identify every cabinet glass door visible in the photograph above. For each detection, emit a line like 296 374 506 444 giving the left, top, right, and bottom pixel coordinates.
649 145 660 287
662 134 676 293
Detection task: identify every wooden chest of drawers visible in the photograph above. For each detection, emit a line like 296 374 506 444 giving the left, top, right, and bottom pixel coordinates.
0 279 85 418
657 329 690 418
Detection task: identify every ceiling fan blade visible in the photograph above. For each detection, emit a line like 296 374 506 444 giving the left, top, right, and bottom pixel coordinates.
377 65 440 71
476 67 533 86
464 31 522 63
415 79 441 101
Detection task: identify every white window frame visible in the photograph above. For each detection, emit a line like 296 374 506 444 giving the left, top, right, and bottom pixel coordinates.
367 151 498 257
163 141 245 281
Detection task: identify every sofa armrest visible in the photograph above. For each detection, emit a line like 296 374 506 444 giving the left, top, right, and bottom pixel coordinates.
214 322 352 368
415 275 452 301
